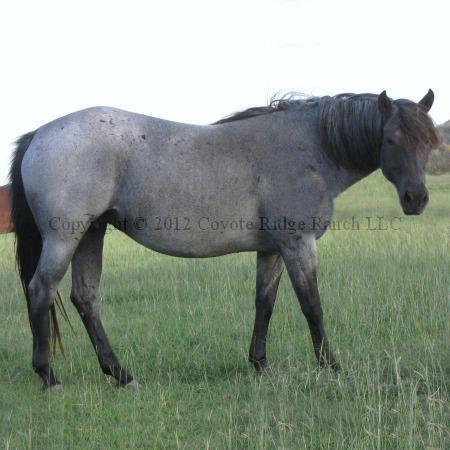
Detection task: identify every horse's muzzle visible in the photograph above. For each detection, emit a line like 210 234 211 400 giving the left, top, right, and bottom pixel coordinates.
400 184 429 215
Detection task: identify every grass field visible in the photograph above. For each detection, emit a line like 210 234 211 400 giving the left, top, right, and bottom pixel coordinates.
0 171 448 449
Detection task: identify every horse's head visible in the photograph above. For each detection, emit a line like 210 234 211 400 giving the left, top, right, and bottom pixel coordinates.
377 89 439 215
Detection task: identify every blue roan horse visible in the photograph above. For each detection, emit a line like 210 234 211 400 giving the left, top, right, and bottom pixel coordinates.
10 90 439 389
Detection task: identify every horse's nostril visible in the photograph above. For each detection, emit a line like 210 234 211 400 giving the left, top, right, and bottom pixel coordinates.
423 191 429 203
404 191 413 204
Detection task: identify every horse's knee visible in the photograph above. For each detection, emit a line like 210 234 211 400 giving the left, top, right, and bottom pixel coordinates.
70 288 98 317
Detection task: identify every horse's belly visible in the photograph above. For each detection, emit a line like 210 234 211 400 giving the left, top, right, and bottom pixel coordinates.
114 213 271 257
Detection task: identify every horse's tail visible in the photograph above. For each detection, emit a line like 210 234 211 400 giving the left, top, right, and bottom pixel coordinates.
0 184 13 233
9 132 66 356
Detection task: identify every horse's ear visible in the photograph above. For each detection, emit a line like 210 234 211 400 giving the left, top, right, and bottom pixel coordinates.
418 89 434 112
378 91 392 117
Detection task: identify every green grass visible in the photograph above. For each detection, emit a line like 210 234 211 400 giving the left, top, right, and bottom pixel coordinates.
0 171 448 449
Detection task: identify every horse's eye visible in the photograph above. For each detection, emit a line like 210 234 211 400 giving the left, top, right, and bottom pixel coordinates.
385 138 394 145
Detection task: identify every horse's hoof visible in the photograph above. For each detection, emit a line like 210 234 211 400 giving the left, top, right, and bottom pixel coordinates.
251 357 269 373
123 379 141 390
46 383 63 392
330 360 341 373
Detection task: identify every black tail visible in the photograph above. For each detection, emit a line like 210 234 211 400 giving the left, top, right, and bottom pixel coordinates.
9 132 67 356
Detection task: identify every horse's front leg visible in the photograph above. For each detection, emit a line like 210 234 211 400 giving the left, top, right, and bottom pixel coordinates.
280 234 340 371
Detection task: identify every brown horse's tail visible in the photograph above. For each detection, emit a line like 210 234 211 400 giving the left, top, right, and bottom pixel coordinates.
9 132 67 356
0 184 13 233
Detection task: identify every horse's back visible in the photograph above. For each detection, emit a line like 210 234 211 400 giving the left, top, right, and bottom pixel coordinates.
19 106 217 241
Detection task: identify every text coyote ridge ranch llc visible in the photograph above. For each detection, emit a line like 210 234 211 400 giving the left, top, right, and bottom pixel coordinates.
48 214 403 235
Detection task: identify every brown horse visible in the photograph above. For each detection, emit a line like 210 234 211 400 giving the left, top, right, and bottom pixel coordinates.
0 184 13 233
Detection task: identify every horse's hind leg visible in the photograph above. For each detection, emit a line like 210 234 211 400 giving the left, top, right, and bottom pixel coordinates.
28 237 78 388
249 251 284 371
70 223 136 388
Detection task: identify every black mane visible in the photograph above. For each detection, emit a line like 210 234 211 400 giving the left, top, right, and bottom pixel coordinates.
318 93 383 171
213 93 311 125
214 92 440 171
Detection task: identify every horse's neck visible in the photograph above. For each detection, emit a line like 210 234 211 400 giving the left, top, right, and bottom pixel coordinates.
315 132 381 199
306 101 382 198
324 162 379 200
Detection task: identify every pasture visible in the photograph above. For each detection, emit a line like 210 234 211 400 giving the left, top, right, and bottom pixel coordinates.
0 171 448 449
